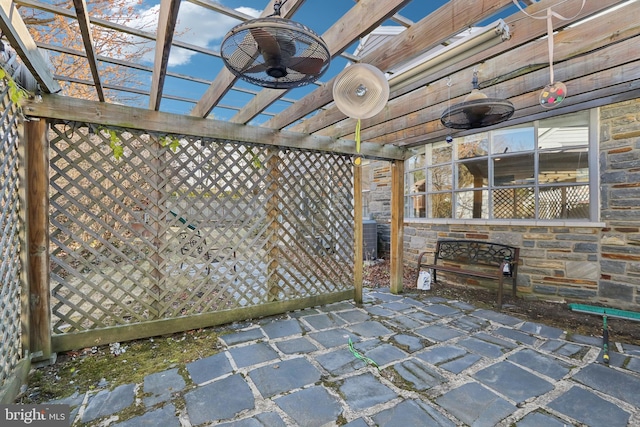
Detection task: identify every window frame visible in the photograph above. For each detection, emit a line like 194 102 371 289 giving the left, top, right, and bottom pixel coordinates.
404 109 599 222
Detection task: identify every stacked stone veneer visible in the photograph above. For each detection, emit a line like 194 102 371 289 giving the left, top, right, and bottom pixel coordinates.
403 223 602 303
599 99 640 308
366 98 640 310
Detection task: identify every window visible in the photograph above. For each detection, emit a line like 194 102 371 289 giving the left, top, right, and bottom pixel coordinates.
405 110 596 221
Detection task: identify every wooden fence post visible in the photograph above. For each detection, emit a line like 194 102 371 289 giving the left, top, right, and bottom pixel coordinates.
354 162 363 304
390 159 404 294
25 118 52 362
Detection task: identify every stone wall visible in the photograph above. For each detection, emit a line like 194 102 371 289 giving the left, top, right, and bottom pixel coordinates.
598 98 640 308
403 222 601 303
366 98 640 309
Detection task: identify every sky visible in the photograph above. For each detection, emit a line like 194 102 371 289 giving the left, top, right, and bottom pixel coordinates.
100 0 523 123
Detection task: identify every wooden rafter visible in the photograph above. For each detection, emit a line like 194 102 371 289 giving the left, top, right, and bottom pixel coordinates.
352 0 640 147
16 0 221 58
2 0 638 152
306 0 626 141
72 0 104 101
0 0 59 93
149 0 181 110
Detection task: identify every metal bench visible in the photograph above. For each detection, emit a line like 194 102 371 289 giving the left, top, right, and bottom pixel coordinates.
416 239 519 309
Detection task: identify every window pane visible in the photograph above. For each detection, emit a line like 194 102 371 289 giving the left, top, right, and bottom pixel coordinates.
427 141 452 164
539 149 588 184
457 133 488 159
429 193 451 218
407 152 425 170
458 159 488 189
492 187 535 219
428 165 452 191
539 185 589 219
492 126 535 154
406 170 425 194
408 195 426 217
538 111 589 150
455 190 488 219
493 153 535 186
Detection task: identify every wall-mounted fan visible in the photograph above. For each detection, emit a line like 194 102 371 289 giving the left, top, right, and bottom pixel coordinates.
333 63 389 165
220 1 330 89
441 71 514 130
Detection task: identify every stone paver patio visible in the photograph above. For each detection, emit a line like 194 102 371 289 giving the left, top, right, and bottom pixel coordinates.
52 288 640 426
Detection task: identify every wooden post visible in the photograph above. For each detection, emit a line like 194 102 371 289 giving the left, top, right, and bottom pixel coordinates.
354 162 363 304
267 149 282 302
390 159 404 294
25 118 52 362
150 136 163 317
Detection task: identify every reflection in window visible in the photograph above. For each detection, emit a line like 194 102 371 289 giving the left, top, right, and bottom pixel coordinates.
492 126 535 154
428 165 452 191
430 193 451 218
404 110 593 221
493 188 535 219
493 153 535 186
407 152 425 170
407 170 425 191
428 141 453 164
458 159 488 189
411 194 426 218
539 149 588 184
456 190 488 219
539 185 589 219
457 133 488 159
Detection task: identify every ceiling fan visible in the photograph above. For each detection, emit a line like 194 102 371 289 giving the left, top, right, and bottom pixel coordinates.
441 71 514 130
220 1 330 89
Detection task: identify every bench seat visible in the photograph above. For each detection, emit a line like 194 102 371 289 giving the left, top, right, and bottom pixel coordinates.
416 239 519 309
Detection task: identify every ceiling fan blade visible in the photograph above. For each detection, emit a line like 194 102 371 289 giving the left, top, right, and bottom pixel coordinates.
228 39 260 71
287 57 324 75
250 27 281 56
242 63 269 74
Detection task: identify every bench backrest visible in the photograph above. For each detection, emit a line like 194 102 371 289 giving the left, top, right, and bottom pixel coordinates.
435 240 519 269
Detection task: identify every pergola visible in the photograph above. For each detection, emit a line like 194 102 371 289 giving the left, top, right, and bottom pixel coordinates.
2 0 637 146
4 0 637 274
0 0 639 391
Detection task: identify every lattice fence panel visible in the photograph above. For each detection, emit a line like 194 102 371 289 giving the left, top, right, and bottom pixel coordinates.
49 122 354 335
0 81 24 389
539 185 590 219
493 187 535 219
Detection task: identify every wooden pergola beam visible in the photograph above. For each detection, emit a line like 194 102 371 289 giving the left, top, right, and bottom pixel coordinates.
365 33 640 147
23 95 407 160
72 0 104 101
304 0 624 139
149 0 181 110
